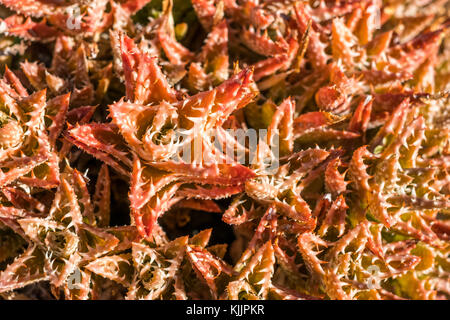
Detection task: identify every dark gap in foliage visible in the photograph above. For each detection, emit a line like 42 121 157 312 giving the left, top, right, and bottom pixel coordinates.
160 197 236 264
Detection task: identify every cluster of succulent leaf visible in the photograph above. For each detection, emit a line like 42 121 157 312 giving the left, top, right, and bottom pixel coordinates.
0 0 449 300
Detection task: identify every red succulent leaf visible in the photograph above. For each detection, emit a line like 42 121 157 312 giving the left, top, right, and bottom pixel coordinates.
46 93 70 146
92 164 111 227
0 245 49 293
131 175 182 239
175 199 221 213
192 0 221 31
157 0 195 65
235 241 275 299
0 0 68 17
324 158 348 197
66 123 132 176
317 195 348 237
253 38 299 82
3 66 28 97
186 245 232 298
348 96 373 135
242 27 289 57
178 184 244 200
267 97 294 157
387 29 443 74
118 33 177 104
120 0 153 14
0 15 60 40
294 2 328 69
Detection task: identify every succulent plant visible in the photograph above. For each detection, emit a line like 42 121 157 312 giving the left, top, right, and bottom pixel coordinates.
0 0 448 300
